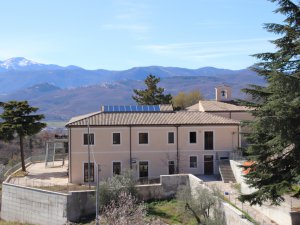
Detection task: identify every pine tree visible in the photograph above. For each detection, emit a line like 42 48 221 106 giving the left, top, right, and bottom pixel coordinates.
132 74 172 105
239 0 300 205
0 101 46 171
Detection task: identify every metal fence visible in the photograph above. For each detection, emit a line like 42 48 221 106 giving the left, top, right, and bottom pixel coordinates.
2 155 46 181
9 176 91 193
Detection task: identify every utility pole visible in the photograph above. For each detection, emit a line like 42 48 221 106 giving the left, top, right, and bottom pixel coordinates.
96 164 101 225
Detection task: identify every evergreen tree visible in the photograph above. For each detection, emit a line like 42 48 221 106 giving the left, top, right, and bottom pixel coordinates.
0 101 46 171
239 0 300 205
132 74 172 105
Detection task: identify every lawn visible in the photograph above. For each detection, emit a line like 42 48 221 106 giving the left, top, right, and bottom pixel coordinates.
146 199 197 225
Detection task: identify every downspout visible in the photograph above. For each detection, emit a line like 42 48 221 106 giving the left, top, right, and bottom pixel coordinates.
237 125 240 149
130 125 132 169
176 125 180 174
69 127 72 183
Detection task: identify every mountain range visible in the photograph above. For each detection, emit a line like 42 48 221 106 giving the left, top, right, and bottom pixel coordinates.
0 57 264 122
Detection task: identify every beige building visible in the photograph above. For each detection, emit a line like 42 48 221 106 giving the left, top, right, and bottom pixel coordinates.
66 104 242 184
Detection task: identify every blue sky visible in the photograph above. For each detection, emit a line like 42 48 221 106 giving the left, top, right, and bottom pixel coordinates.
0 0 283 70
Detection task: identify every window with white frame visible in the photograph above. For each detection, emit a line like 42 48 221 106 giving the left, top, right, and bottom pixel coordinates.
189 156 197 168
113 133 121 145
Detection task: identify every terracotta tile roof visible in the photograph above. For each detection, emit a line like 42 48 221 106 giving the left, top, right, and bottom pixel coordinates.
187 101 251 112
66 111 239 127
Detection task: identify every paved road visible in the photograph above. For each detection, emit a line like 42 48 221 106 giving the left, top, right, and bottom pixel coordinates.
199 175 279 225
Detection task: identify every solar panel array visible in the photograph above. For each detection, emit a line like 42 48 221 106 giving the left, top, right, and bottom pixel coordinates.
102 105 161 112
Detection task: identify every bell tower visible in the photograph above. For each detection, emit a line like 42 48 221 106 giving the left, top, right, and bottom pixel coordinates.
215 84 232 101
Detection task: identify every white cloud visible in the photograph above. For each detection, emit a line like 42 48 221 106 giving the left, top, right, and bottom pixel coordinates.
101 0 151 39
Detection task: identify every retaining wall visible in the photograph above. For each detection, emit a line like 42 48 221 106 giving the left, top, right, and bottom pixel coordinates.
1 182 96 225
1 183 69 225
230 160 300 225
2 174 255 225
136 174 189 200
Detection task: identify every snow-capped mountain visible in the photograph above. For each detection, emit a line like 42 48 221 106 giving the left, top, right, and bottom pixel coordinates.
0 57 79 71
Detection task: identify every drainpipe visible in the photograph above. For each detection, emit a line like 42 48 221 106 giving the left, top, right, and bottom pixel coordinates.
87 118 91 189
69 127 72 183
176 125 180 174
130 126 132 169
237 125 240 149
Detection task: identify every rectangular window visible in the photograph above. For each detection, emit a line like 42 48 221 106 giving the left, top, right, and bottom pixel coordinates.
84 163 94 182
168 161 175 174
139 133 148 144
190 156 197 168
83 133 94 145
113 162 121 175
113 133 121 145
139 161 149 178
204 131 214 150
189 132 197 143
168 132 175 144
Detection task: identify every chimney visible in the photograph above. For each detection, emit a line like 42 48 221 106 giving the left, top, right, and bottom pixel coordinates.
215 85 232 101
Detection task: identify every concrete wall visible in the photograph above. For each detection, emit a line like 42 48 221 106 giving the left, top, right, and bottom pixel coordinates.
138 174 254 225
2 174 255 225
1 183 68 225
136 174 189 201
223 203 253 225
1 183 96 225
230 160 300 225
67 190 96 222
69 125 239 184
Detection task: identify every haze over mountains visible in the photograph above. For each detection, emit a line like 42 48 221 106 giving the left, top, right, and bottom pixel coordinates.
0 57 264 121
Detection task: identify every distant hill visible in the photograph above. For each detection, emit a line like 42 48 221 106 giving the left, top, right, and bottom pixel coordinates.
0 57 265 121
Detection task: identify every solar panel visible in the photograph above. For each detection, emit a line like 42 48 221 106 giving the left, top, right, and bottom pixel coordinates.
102 105 162 112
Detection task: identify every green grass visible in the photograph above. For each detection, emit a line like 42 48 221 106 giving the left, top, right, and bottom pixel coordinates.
146 199 197 225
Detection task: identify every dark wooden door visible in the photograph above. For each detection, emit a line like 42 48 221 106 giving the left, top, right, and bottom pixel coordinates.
204 155 214 175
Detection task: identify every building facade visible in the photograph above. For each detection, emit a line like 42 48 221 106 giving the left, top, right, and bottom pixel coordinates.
66 109 240 184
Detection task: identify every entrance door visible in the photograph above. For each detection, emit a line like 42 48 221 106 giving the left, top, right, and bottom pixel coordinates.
168 161 175 175
139 161 149 178
204 155 214 175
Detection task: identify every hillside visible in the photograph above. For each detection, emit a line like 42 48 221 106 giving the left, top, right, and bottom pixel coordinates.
0 57 265 121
